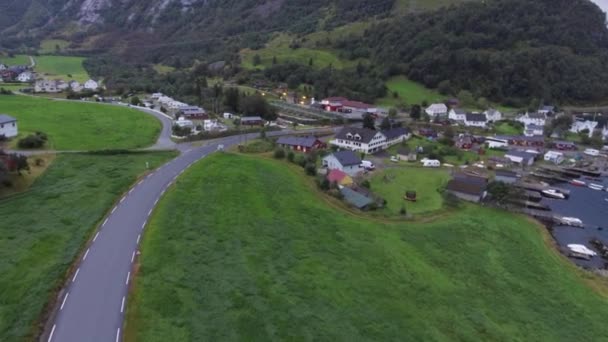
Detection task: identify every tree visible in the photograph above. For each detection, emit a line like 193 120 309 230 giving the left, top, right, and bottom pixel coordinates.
224 87 240 112
274 149 285 159
10 154 29 175
443 125 455 140
410 104 422 120
388 108 398 118
130 96 141 106
579 129 591 145
590 130 604 149
308 57 314 67
272 56 278 65
476 97 489 109
457 90 475 107
239 94 277 121
253 54 262 66
362 113 376 130
437 80 451 95
380 117 391 130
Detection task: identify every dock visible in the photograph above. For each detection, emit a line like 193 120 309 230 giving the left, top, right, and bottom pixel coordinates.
564 167 602 178
520 209 583 228
537 165 581 178
530 172 570 183
514 182 570 198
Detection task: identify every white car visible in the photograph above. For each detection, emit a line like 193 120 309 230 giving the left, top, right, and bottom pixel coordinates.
390 156 399 163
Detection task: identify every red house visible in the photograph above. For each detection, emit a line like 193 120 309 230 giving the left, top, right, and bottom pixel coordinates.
320 97 347 112
276 136 326 153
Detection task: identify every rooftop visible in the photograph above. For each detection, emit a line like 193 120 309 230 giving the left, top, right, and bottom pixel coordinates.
446 178 486 197
0 114 17 124
335 127 378 144
381 127 409 140
329 150 362 167
277 136 320 148
340 187 374 209
466 113 487 122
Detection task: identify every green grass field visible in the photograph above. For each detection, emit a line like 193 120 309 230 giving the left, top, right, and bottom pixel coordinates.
0 83 29 92
38 39 71 54
0 152 176 341
377 76 445 106
370 166 449 215
0 95 160 150
127 153 608 341
34 55 90 82
0 54 30 66
493 121 524 135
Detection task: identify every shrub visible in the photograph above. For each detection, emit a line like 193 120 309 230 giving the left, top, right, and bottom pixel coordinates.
17 133 47 149
317 176 330 190
287 151 295 162
294 154 306 167
400 205 407 215
361 180 371 189
304 162 316 176
273 149 286 159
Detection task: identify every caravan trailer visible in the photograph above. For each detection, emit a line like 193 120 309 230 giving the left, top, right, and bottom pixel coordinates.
422 159 441 168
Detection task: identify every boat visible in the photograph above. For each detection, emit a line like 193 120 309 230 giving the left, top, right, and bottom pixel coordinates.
570 179 586 186
560 217 583 227
589 183 604 191
542 189 565 199
567 244 597 257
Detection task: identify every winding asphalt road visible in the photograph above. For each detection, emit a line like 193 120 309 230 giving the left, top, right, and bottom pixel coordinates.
42 104 337 342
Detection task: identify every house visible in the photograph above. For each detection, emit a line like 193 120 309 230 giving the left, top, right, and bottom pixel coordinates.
178 106 208 121
445 176 487 202
505 150 536 166
418 128 437 138
498 135 545 147
342 100 378 116
464 113 487 128
223 112 235 119
84 79 99 90
17 71 33 83
570 119 598 138
0 69 18 81
322 150 362 176
68 81 82 92
448 108 466 122
321 97 348 112
330 127 386 154
34 79 60 93
553 140 577 151
484 108 502 122
0 114 18 138
485 136 509 149
544 151 564 164
524 124 544 137
455 135 474 149
397 147 417 161
276 136 326 153
203 119 227 132
517 112 546 127
175 117 194 129
326 169 353 186
240 116 265 126
425 103 448 119
603 125 608 141
495 170 518 184
382 127 410 147
57 80 69 91
340 187 374 210
538 105 555 116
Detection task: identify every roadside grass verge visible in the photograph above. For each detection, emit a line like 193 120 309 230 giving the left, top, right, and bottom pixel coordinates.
0 95 160 150
0 151 176 341
127 153 608 341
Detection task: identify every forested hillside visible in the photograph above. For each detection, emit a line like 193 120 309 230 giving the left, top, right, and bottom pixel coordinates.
337 0 608 105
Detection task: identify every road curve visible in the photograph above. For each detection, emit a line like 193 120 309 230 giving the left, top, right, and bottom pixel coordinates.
43 128 337 342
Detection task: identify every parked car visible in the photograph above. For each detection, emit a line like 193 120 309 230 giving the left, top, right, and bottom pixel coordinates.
360 160 376 170
390 156 399 163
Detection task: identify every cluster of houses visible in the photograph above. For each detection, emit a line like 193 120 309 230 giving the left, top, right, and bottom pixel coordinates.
310 97 379 120
0 63 31 83
34 79 100 93
329 126 411 154
425 103 503 127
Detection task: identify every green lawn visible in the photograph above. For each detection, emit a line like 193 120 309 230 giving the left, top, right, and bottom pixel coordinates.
0 152 176 341
0 95 160 150
370 166 449 215
377 76 445 106
34 55 90 82
393 0 473 13
0 83 29 92
127 153 608 341
39 39 71 54
493 121 523 135
0 54 30 66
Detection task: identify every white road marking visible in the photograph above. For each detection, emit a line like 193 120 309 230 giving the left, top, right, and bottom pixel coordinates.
138 180 143 185
93 232 99 242
137 234 141 244
147 173 153 178
72 268 80 282
141 221 146 230
60 292 69 310
154 198 159 206
125 272 131 285
129 188 134 195
83 248 90 260
103 218 108 227
148 209 153 216
111 207 117 214
48 324 56 342
131 251 136 263
116 328 121 342
120 196 125 203
121 296 125 313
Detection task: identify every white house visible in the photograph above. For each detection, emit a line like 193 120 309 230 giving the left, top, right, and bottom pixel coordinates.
322 150 363 176
223 112 235 119
524 124 544 137
57 80 69 91
69 81 82 92
34 79 60 93
464 113 487 128
544 151 564 164
505 150 536 166
448 108 466 122
330 127 386 154
175 117 194 129
0 114 18 138
538 106 555 116
203 119 227 132
485 136 509 149
484 108 502 122
570 119 598 138
17 71 33 83
517 112 546 127
425 103 448 118
84 79 99 90
0 63 7 71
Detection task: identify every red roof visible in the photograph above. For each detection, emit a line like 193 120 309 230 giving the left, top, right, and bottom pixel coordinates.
327 169 349 183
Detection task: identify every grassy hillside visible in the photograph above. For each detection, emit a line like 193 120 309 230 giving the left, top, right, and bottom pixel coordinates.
377 76 445 106
0 152 176 341
34 55 90 82
0 54 30 65
0 95 160 150
127 153 608 341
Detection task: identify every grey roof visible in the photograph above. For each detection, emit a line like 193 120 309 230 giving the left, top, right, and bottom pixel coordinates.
0 114 16 124
277 136 320 148
527 112 545 119
241 116 264 121
506 150 536 161
495 169 518 178
340 187 374 209
381 127 409 140
466 113 487 122
525 124 544 130
452 108 467 115
329 150 361 166
335 127 378 144
446 179 486 197
540 105 555 111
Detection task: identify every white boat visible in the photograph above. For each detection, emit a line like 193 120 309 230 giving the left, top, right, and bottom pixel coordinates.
542 189 565 199
561 217 583 226
570 179 586 186
589 183 604 191
567 244 597 257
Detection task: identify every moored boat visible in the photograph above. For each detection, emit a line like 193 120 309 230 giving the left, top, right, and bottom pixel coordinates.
570 179 586 186
567 244 597 257
589 183 604 191
542 189 565 199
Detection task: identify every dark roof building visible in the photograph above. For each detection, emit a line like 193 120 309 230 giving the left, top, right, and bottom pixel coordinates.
331 150 362 167
466 113 487 122
0 114 17 124
340 187 374 209
381 127 409 140
334 127 378 144
445 177 487 202
276 136 325 152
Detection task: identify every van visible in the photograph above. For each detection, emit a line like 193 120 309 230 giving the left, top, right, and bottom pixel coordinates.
360 160 376 170
584 148 599 156
422 159 441 168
